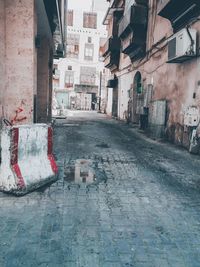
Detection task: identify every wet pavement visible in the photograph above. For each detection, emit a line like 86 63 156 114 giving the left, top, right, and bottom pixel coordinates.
1 111 200 266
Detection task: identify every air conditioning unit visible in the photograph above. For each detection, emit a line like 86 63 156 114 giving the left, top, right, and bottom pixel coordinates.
167 28 197 63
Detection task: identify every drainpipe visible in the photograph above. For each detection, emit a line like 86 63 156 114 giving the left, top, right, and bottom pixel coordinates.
63 0 68 55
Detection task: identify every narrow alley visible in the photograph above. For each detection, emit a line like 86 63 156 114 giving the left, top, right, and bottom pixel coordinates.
1 111 200 267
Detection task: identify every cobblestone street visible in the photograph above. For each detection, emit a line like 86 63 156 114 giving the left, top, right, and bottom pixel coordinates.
1 111 200 267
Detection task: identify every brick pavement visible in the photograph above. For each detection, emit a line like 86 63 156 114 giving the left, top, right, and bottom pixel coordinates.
1 111 200 266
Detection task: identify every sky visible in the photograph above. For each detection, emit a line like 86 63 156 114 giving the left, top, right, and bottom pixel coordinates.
68 0 108 12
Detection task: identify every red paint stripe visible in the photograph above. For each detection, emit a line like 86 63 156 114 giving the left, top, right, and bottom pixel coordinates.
11 128 25 188
12 164 25 188
48 155 58 174
48 127 58 174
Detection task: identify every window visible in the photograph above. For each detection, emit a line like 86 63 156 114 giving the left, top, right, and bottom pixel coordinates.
65 71 74 88
80 66 96 85
68 65 72 70
67 10 73 26
66 34 80 58
88 37 92 43
84 43 94 61
83 12 97 29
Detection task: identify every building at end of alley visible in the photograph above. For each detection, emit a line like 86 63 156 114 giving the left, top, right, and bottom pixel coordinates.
52 3 109 113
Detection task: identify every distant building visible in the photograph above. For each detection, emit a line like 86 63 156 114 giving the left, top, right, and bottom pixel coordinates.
0 0 66 125
103 0 200 152
53 7 108 112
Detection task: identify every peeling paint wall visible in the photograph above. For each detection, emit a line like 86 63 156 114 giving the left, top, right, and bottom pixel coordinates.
0 0 55 125
105 0 200 148
3 0 36 124
137 7 200 146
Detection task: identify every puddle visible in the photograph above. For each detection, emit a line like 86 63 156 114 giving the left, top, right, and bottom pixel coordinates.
96 143 109 148
64 159 107 185
62 124 79 127
56 124 80 127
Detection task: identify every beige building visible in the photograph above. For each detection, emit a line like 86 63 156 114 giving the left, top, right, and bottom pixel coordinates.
0 0 66 125
53 5 109 113
103 0 200 151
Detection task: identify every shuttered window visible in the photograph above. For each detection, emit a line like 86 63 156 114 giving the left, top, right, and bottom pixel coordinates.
67 10 73 26
66 34 80 58
83 12 97 29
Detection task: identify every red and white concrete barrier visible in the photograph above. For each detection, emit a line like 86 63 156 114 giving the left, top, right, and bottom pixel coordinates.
0 124 58 195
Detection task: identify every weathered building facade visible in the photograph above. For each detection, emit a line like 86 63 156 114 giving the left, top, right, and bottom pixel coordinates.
53 6 109 113
103 0 200 151
0 0 66 125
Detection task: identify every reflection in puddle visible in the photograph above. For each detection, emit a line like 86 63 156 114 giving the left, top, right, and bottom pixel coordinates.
64 159 106 185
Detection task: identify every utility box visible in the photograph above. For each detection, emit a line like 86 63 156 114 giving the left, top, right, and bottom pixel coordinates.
148 100 167 138
184 106 199 127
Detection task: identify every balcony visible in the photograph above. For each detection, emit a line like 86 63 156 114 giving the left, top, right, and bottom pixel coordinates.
103 6 124 25
118 4 148 39
102 37 121 57
104 52 120 72
74 84 98 94
158 0 200 30
121 31 146 60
